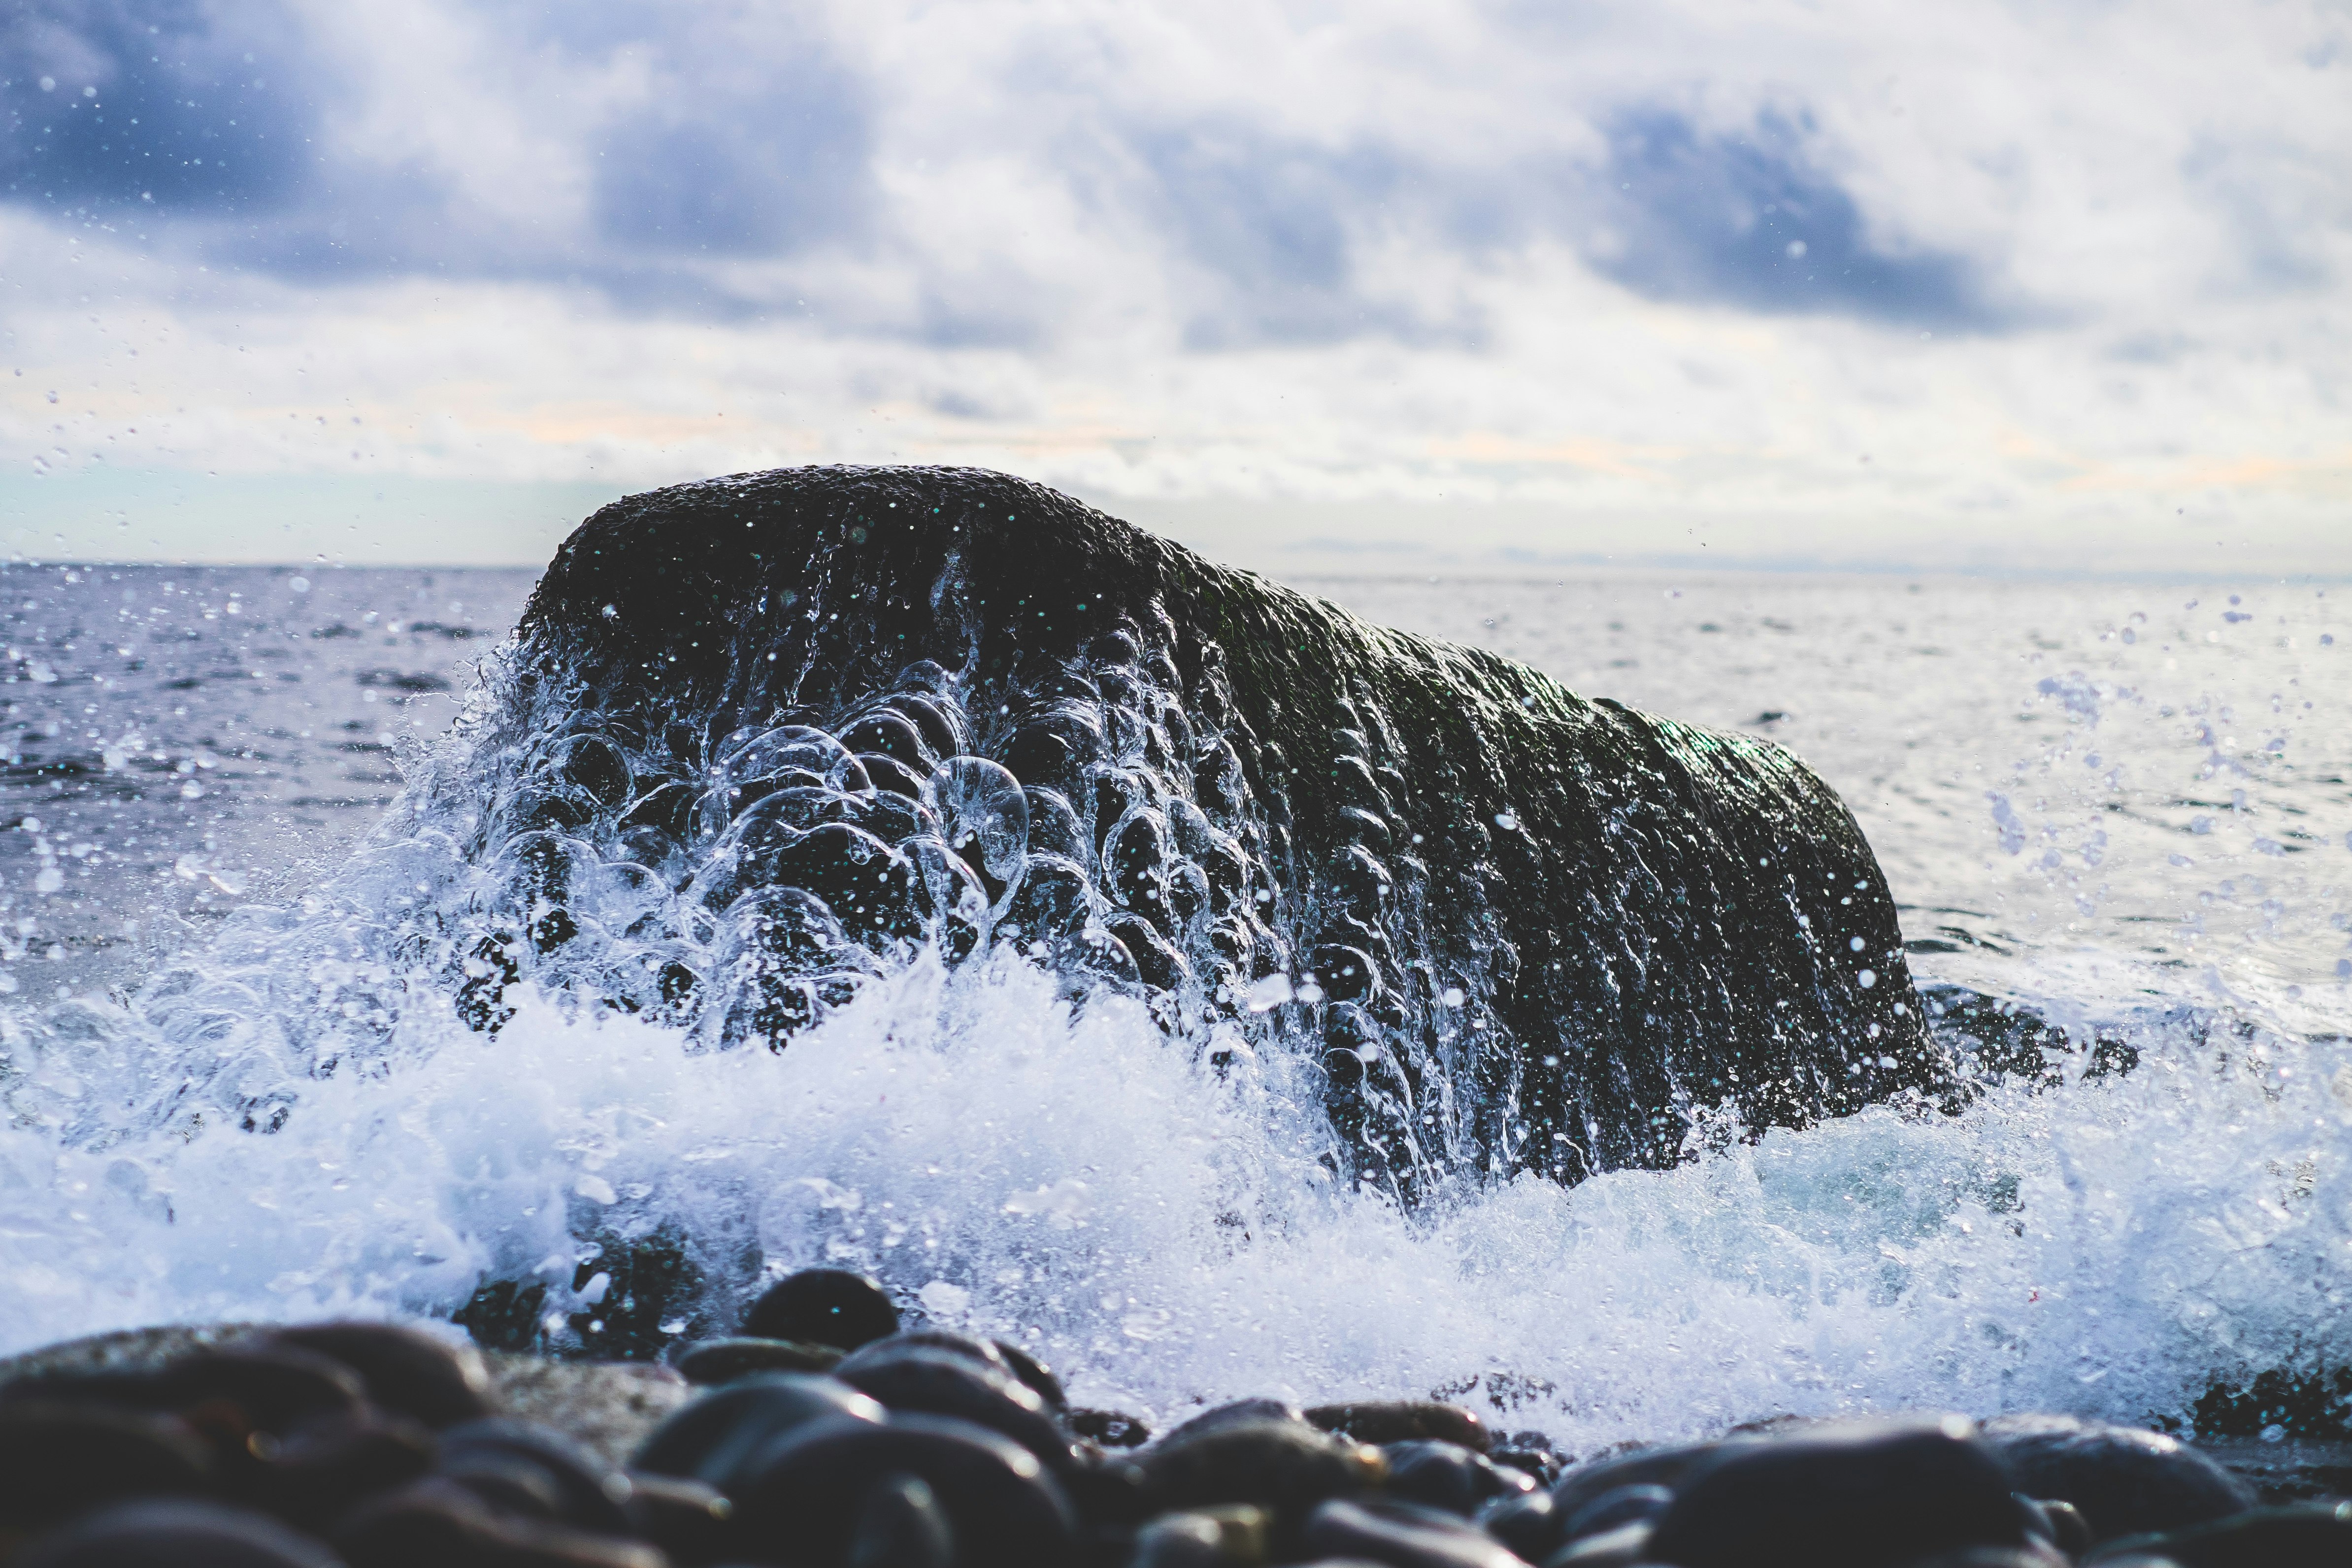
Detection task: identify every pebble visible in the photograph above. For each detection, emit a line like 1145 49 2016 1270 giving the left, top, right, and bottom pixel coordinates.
835 1345 1078 1477
847 1471 957 1568
732 1410 1077 1568
1140 1419 1387 1526
262 1323 493 1430
2083 1499 2352 1567
1642 1416 2036 1568
0 1401 216 1537
1132 1504 1273 1568
1157 1399 1309 1447
672 1336 843 1385
1301 1497 1524 1568
1557 1480 1674 1543
1380 1441 1535 1516
630 1370 884 1494
1308 1403 1490 1453
1983 1413 2259 1544
12 1497 345 1568
0 1282 2327 1568
740 1267 901 1351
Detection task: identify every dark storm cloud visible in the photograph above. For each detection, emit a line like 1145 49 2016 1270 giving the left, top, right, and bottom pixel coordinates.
1588 108 2004 331
0 0 314 214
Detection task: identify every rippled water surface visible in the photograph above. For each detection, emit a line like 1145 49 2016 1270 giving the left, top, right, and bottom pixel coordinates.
2 559 2346 1448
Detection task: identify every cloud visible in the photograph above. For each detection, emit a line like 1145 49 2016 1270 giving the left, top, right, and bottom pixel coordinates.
0 0 316 215
0 0 2346 577
589 32 872 258
1125 120 1406 347
1583 107 2005 330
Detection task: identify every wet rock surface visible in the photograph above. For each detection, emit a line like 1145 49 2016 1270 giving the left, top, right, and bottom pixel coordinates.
0 1279 2341 1566
468 464 1934 1204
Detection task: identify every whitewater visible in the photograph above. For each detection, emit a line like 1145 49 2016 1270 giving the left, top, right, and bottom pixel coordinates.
0 560 2345 1454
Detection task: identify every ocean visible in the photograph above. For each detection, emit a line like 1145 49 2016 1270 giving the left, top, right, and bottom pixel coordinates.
1 558 2346 1454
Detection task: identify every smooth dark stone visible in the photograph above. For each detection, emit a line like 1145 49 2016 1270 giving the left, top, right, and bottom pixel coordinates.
832 1347 1077 1476
732 1411 1077 1568
992 1342 1066 1413
1644 1417 2031 1568
1983 1414 2257 1544
624 1470 738 1565
1561 1485 1674 1542
1547 1438 1735 1525
261 1322 494 1430
2085 1500 2352 1567
742 1268 900 1351
1475 1490 1560 1562
1131 1504 1273 1568
1557 1482 1673 1542
1545 1519 1651 1566
436 1418 634 1535
8 1346 367 1435
518 467 1936 1193
0 1401 215 1535
1069 1408 1152 1449
1059 1451 1153 1528
837 1330 1012 1379
12 1498 343 1568
1307 1403 1491 1454
333 1477 665 1568
1301 1498 1526 1568
1486 1449 1560 1488
440 1448 570 1519
243 1408 437 1531
674 1336 842 1384
2032 1498 2091 1557
630 1372 885 1494
1382 1441 1535 1516
1158 1399 1309 1447
1140 1420 1384 1524
846 1471 956 1568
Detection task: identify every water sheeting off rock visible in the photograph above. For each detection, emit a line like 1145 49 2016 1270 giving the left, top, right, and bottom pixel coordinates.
464 465 1933 1196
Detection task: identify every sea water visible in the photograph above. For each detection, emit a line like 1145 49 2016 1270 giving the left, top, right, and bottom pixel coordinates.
0 560 2344 1452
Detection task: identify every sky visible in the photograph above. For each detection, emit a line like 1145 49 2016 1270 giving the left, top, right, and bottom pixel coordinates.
0 0 2347 574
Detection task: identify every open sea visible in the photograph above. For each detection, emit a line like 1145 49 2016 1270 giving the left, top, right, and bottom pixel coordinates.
1 559 2346 1454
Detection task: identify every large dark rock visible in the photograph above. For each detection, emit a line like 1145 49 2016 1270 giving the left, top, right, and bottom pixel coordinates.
479 464 1935 1193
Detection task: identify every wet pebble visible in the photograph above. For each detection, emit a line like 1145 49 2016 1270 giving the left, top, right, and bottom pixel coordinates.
1381 1441 1533 1516
1139 1419 1385 1528
1983 1413 2257 1545
630 1371 884 1494
833 1346 1077 1477
1642 1416 2035 1568
0 1401 216 1537
261 1322 494 1431
1307 1403 1491 1452
741 1268 901 1351
846 1471 957 1568
1300 1497 1524 1568
672 1336 842 1385
732 1410 1077 1568
14 1497 344 1568
2083 1499 2352 1567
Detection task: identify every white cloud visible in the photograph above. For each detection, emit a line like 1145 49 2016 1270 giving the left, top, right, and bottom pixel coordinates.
0 0 2345 570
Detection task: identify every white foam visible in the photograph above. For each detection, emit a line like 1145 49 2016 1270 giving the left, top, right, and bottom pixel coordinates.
4 943 2347 1452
